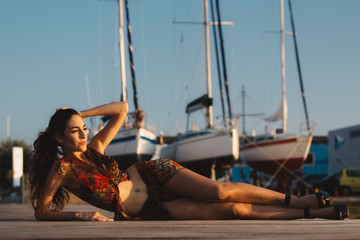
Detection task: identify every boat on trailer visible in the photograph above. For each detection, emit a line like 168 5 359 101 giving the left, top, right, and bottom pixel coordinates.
239 0 313 192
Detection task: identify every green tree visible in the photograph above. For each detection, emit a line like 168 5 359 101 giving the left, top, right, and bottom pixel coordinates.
0 139 32 189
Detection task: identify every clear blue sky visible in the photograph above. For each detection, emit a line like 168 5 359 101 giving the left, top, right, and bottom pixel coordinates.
1 0 359 144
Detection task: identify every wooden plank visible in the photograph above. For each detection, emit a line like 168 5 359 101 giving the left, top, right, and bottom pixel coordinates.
1 203 360 240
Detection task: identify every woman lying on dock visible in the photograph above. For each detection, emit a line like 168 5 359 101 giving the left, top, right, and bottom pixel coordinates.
29 102 348 221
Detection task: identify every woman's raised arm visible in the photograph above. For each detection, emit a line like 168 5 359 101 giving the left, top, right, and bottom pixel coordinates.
79 102 128 154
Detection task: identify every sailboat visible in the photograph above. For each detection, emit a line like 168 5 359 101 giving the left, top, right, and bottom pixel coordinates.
159 0 239 179
239 0 313 192
104 0 157 169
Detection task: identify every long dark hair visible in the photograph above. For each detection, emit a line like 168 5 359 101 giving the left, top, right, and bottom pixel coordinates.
29 108 79 210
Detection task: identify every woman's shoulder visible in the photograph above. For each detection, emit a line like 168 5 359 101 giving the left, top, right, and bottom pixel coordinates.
85 146 111 160
85 146 120 170
86 146 102 155
54 157 72 176
57 157 71 164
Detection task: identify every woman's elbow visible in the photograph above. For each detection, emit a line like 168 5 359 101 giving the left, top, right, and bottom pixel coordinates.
34 209 45 221
35 207 50 221
116 102 128 114
122 102 128 112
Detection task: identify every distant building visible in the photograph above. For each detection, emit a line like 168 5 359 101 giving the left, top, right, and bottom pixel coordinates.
328 124 360 175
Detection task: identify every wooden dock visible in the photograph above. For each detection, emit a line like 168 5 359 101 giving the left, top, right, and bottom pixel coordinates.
1 202 360 240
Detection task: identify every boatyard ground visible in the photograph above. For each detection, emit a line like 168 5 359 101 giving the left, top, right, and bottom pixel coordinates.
1 197 360 240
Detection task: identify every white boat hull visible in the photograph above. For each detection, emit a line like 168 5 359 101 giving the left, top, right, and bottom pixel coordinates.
239 134 312 175
160 128 239 177
105 127 157 169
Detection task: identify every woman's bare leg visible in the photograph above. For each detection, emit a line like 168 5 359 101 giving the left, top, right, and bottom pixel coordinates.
166 169 322 208
164 198 339 220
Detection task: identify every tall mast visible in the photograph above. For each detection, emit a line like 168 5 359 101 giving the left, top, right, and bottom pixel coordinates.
6 115 10 141
204 0 213 128
280 0 287 133
288 0 311 132
215 0 233 127
125 0 139 111
241 85 246 135
118 0 127 102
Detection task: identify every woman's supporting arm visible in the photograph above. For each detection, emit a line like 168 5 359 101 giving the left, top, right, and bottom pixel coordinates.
35 204 113 221
35 163 113 221
80 102 128 153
